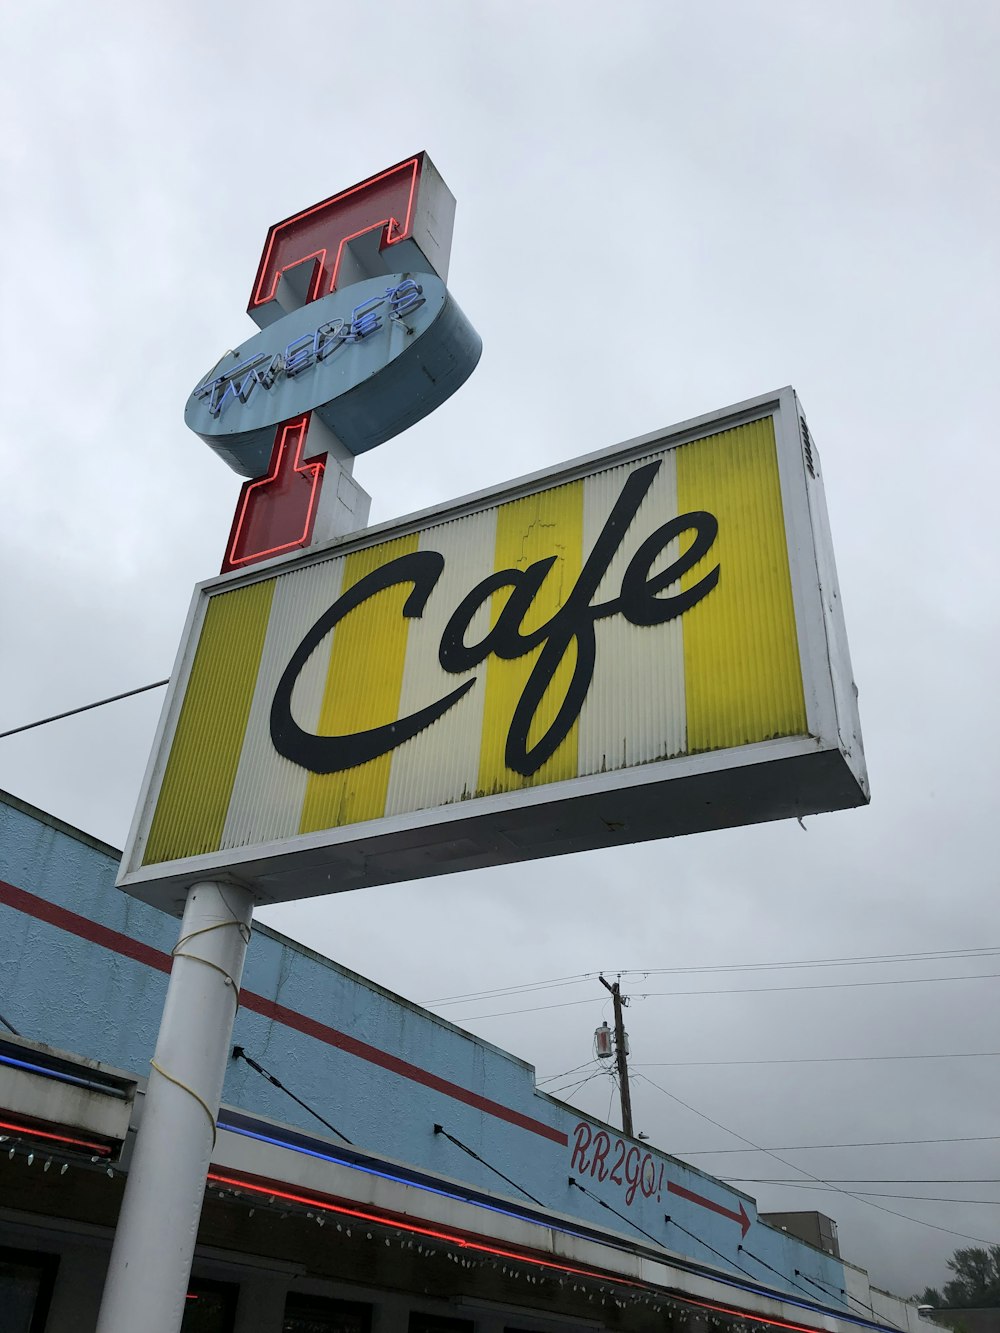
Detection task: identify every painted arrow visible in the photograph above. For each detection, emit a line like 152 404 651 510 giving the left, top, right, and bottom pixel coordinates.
666 1180 752 1238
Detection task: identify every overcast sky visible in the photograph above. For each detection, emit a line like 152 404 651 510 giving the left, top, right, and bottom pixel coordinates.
3 0 999 1302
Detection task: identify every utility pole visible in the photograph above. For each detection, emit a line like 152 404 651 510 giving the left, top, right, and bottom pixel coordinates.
599 975 633 1138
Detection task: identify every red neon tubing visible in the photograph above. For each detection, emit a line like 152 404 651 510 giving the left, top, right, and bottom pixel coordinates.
0 1117 112 1155
207 1172 639 1286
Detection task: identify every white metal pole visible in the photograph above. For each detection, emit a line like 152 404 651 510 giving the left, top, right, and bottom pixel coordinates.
96 880 255 1333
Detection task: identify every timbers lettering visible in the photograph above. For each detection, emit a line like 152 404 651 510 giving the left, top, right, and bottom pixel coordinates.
269 460 720 777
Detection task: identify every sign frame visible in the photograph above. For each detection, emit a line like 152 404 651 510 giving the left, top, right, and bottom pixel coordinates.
119 387 867 914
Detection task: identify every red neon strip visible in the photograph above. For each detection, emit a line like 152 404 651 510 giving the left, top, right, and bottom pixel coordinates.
205 1177 848 1333
207 1172 637 1285
0 1117 112 1156
0 878 567 1146
223 415 324 571
252 157 420 308
681 1294 837 1333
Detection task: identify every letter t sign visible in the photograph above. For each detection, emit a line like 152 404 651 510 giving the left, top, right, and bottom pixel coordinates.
221 153 458 573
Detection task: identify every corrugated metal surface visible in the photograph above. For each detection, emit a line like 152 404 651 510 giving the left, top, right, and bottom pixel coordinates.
578 450 686 775
221 558 345 850
143 415 810 863
384 510 497 817
143 581 274 863
299 533 420 832
677 417 806 751
476 479 585 797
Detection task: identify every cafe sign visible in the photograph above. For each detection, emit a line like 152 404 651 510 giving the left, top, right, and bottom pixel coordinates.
120 388 868 912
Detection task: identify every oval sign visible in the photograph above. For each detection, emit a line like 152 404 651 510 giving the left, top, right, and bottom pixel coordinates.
184 272 481 478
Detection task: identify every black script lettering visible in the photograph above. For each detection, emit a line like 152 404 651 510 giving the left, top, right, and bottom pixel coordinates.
617 510 720 626
271 462 720 778
270 551 475 773
437 461 720 776
438 558 557 672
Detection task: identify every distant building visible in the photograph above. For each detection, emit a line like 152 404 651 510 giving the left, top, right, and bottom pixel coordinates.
759 1212 840 1258
1 789 933 1333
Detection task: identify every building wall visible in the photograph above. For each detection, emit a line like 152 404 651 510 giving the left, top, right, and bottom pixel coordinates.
0 788 849 1305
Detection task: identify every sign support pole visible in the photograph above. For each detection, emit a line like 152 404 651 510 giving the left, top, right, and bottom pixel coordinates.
96 880 255 1333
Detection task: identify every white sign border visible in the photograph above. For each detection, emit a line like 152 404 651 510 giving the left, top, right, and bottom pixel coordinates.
119 387 867 912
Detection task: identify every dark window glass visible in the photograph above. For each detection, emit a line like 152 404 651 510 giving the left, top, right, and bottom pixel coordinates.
283 1294 372 1333
181 1277 239 1333
0 1246 59 1333
408 1316 475 1333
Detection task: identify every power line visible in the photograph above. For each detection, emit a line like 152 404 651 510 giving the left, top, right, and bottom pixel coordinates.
633 974 1000 1001
748 1182 1000 1205
454 971 1000 1021
677 1134 1000 1155
546 1069 606 1101
0 680 169 740
631 1071 1000 1247
537 1059 597 1085
425 944 1000 1007
727 1178 1000 1185
636 1051 1000 1068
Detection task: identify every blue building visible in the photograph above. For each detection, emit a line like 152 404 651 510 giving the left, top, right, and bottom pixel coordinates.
0 788 926 1333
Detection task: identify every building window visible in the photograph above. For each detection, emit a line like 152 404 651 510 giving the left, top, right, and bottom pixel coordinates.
182 1277 240 1332
408 1315 475 1333
283 1294 372 1333
0 1246 59 1333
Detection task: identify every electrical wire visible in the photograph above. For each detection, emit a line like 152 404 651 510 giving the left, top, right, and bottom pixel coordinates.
607 1069 619 1124
424 944 1000 1008
748 1184 1000 1205
537 1059 598 1086
636 1051 1000 1068
453 971 1000 1021
0 679 169 740
0 1011 20 1036
631 1071 1000 1247
546 1069 605 1102
727 1178 1000 1185
677 1134 1000 1155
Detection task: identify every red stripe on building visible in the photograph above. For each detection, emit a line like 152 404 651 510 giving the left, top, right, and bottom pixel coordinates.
0 878 567 1146
0 878 172 974
240 989 566 1144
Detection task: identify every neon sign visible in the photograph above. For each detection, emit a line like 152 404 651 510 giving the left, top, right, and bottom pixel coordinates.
192 280 425 422
182 152 480 572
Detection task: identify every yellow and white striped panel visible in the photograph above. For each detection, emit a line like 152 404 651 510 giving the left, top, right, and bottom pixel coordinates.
142 417 806 867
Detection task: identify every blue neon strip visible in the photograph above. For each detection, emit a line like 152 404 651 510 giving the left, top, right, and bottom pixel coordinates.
215 1118 889 1332
215 1119 589 1238
0 1050 128 1099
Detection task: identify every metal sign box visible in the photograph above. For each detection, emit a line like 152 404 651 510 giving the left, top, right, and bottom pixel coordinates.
120 388 868 913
